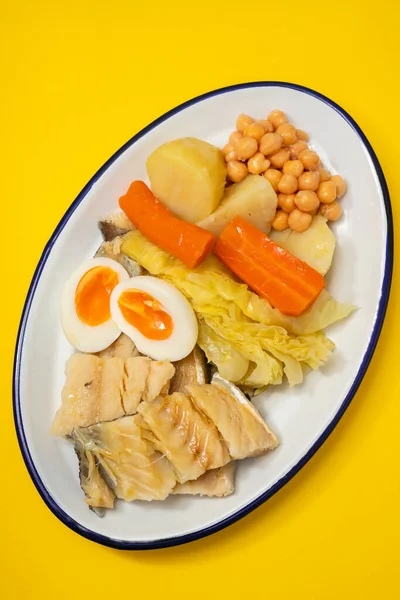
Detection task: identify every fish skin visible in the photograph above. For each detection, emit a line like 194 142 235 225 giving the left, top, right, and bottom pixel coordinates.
170 346 208 394
72 415 176 501
211 372 258 405
186 383 278 459
98 212 134 241
173 463 236 497
74 441 115 512
99 222 131 242
117 253 144 277
95 237 143 277
138 392 230 484
96 215 143 277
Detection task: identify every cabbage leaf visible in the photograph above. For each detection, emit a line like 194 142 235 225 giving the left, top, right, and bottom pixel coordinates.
122 230 354 388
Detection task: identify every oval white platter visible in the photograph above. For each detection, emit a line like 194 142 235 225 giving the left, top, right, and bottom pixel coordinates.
13 82 393 549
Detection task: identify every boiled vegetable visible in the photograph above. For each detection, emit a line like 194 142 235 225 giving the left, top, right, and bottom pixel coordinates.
198 322 249 383
146 138 226 223
197 175 277 236
196 273 354 336
270 215 335 275
119 181 215 269
214 217 325 316
122 230 354 388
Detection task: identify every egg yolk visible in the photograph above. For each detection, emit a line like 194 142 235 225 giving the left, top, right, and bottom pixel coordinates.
75 266 119 326
117 290 173 340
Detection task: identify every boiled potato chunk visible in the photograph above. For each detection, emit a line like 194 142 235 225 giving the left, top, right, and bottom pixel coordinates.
146 138 226 223
197 175 277 236
269 215 335 275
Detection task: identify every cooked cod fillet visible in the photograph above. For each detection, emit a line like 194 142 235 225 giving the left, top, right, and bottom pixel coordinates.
173 463 236 497
170 346 208 394
52 354 175 437
122 357 151 414
97 333 139 359
98 357 126 422
143 361 176 402
186 384 278 459
72 415 176 501
138 392 230 484
51 354 103 437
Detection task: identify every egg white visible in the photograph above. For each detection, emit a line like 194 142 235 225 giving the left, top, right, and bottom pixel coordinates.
110 276 198 361
60 257 129 352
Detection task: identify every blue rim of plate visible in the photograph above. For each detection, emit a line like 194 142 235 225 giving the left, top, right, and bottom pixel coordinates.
13 81 393 550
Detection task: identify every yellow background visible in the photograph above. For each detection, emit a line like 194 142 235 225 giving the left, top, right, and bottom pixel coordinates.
1 1 399 597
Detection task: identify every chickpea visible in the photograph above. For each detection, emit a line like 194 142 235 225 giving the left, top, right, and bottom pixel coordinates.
222 143 235 158
248 152 270 174
278 193 296 213
288 209 313 232
259 132 283 156
331 174 347 198
295 190 320 212
296 129 309 141
264 168 283 191
317 180 337 204
269 147 290 169
229 130 243 145
276 123 297 146
319 167 331 182
267 109 288 129
289 140 308 159
298 149 320 171
272 210 289 231
298 170 320 191
256 119 274 133
225 149 238 162
236 136 258 161
283 159 304 177
236 113 254 133
278 173 298 195
319 201 342 221
244 122 265 142
227 160 248 183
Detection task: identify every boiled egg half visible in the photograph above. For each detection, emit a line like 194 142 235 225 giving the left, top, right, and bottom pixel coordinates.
61 257 129 352
110 276 198 361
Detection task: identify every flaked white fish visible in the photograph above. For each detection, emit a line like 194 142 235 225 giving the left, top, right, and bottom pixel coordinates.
170 346 208 394
51 354 175 437
173 463 236 497
138 392 230 483
96 333 138 359
186 383 278 459
72 415 176 501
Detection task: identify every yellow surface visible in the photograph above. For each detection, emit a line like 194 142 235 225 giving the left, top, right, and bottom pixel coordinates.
1 1 399 597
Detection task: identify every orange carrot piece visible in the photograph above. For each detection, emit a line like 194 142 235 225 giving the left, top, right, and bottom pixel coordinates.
214 216 325 316
119 181 215 269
